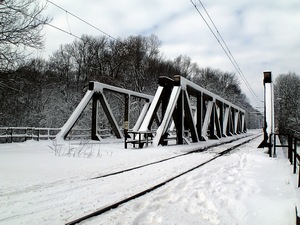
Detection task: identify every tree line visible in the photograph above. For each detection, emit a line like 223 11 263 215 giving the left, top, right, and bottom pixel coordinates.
0 34 260 129
2 0 298 133
274 72 300 133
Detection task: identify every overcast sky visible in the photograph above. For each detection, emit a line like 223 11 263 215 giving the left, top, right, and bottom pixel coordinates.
37 0 300 108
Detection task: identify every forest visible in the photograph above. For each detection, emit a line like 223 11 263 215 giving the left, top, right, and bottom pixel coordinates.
1 34 260 129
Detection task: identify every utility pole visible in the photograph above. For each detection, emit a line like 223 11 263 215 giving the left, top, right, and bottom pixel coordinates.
258 71 275 156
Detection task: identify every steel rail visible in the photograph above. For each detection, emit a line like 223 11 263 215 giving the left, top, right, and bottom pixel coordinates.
66 133 261 225
90 133 254 179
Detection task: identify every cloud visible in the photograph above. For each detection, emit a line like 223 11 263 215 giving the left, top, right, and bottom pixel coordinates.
37 0 300 107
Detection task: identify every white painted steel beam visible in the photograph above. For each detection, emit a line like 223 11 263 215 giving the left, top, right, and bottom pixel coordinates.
153 86 181 146
234 110 239 134
91 81 153 100
139 86 164 132
202 101 214 140
223 107 230 136
57 77 246 146
56 81 153 141
97 93 123 139
132 102 151 132
56 90 94 141
174 75 245 113
214 103 222 138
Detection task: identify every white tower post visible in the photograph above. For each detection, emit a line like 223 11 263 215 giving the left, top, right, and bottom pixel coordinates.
258 71 275 156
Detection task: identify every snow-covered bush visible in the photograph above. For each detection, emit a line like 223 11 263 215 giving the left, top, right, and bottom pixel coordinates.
48 139 103 158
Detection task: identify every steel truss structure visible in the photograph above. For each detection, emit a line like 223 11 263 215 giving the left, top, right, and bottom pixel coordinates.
56 82 153 141
56 76 246 147
137 75 246 146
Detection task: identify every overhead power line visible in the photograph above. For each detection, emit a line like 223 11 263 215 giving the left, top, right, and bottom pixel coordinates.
46 0 117 41
189 0 263 106
9 0 263 106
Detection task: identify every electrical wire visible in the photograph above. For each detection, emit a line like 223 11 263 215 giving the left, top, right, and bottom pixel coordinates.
190 0 263 106
4 0 264 105
197 0 263 104
65 10 72 35
46 0 117 41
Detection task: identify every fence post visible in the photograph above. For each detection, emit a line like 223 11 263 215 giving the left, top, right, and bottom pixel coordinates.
10 128 13 143
289 134 293 164
294 138 297 174
5 128 8 143
25 128 27 141
26 127 32 141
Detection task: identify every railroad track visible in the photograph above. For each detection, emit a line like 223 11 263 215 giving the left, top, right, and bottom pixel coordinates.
90 133 257 180
66 133 261 225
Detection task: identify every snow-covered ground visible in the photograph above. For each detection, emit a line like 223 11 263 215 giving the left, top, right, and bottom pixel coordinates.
0 130 298 225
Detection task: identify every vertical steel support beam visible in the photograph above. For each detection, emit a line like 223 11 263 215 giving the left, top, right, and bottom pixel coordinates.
232 109 235 134
238 112 243 133
152 86 181 146
229 107 233 135
209 102 216 139
234 110 239 134
209 102 220 139
124 94 130 137
219 103 224 137
258 71 274 150
215 104 222 138
197 92 204 140
176 90 184 144
223 106 229 136
91 93 100 141
183 90 198 142
202 101 213 140
241 112 245 133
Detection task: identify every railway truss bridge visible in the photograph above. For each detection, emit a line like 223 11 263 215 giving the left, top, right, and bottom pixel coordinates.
56 75 246 148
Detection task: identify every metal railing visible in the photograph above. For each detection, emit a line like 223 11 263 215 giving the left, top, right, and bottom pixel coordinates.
271 130 300 223
0 127 61 143
0 127 114 143
271 131 300 187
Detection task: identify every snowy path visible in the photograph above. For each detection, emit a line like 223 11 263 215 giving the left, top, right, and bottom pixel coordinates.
0 130 297 225
1 135 253 224
84 137 297 225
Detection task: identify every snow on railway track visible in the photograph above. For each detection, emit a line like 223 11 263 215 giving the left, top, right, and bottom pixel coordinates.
66 134 260 225
0 132 261 225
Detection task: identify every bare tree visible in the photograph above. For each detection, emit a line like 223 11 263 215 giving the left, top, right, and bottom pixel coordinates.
173 55 199 79
0 0 51 70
